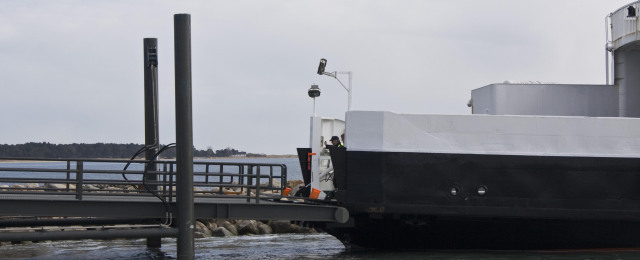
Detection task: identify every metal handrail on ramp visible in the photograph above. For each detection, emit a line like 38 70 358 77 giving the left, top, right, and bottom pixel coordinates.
0 157 349 224
0 157 287 203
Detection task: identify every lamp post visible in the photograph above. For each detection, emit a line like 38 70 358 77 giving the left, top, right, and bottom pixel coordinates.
308 84 321 116
317 58 353 110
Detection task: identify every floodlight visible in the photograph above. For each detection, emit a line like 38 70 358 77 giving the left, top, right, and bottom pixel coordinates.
317 58 327 75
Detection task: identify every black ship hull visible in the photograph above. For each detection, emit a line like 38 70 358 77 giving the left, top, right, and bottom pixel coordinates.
321 150 640 250
325 215 640 250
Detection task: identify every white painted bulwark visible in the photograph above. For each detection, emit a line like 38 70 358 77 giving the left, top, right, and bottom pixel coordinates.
346 110 640 158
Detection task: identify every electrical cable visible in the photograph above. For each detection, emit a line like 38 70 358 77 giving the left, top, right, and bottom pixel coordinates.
141 143 176 226
120 62 175 224
121 144 156 186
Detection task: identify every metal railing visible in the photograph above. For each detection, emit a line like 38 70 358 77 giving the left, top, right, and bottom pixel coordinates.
610 2 640 50
0 157 287 204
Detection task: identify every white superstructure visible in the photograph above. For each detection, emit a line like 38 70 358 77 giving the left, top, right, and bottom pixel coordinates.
470 83 618 117
469 2 640 118
346 110 640 158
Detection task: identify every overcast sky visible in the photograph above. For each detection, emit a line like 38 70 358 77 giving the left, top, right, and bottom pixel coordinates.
0 0 633 155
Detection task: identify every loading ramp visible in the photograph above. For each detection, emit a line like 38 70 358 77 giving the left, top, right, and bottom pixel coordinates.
0 157 348 242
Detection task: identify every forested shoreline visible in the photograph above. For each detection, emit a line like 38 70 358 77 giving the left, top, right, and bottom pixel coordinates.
0 142 264 159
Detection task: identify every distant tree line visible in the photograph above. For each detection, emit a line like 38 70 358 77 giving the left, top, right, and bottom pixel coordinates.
0 142 263 159
199 147 265 158
211 147 245 157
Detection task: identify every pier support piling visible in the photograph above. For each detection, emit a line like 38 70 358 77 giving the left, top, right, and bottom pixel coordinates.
174 13 195 260
143 37 161 248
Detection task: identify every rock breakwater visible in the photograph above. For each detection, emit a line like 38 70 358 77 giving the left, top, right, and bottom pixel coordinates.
195 219 316 238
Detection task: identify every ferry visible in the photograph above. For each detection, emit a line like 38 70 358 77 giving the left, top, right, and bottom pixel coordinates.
297 2 640 249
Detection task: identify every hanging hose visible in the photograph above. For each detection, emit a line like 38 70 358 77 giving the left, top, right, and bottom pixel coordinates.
121 144 156 184
141 143 176 226
121 143 176 225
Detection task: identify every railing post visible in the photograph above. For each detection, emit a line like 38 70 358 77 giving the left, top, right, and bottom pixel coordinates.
174 13 195 260
161 163 167 197
75 161 83 200
282 164 287 184
169 163 175 203
282 164 287 196
205 164 210 184
218 165 223 185
66 161 71 192
255 166 261 204
246 165 253 203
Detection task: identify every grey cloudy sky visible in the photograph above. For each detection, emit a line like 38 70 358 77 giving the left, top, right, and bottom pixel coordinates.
0 0 632 155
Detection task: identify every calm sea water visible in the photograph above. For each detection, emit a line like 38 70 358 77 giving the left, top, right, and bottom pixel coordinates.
3 158 640 259
4 234 640 260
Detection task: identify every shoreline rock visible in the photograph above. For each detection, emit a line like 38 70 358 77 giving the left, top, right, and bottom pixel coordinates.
197 219 318 238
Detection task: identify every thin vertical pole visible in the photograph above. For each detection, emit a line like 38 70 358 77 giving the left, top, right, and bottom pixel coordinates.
348 71 353 110
143 37 161 248
174 13 194 260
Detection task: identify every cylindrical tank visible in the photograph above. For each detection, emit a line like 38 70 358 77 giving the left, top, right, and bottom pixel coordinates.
611 2 640 117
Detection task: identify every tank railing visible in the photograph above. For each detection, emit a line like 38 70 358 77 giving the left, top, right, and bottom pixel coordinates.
0 157 287 204
609 2 640 48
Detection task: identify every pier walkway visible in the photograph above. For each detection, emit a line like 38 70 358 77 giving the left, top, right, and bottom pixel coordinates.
0 157 348 242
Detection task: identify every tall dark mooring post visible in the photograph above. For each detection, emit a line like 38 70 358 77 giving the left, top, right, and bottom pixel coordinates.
143 38 161 248
143 38 160 162
174 14 195 260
